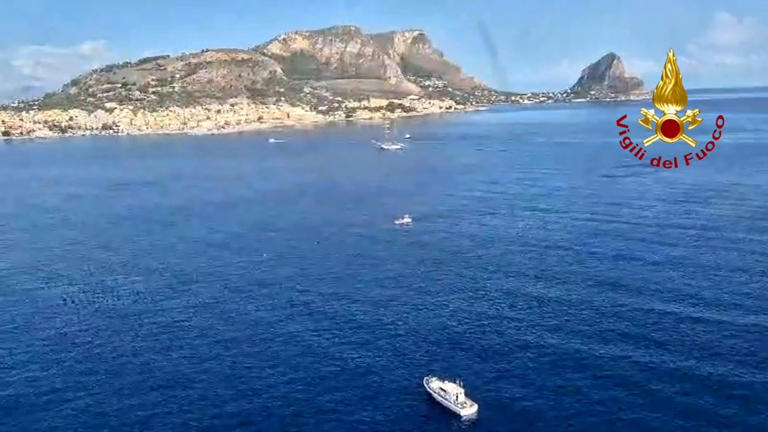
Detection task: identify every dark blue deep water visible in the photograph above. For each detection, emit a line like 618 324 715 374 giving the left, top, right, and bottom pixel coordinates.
1 89 767 431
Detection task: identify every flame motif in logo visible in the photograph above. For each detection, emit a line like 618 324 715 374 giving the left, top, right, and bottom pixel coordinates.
638 49 702 147
653 50 688 114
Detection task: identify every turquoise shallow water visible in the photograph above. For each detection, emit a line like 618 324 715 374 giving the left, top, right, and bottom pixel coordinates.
1 90 767 431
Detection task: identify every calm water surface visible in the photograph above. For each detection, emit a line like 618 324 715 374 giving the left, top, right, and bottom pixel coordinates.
1 90 767 431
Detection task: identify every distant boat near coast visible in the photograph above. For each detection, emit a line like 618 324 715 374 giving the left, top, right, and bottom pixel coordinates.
373 140 406 150
373 121 407 150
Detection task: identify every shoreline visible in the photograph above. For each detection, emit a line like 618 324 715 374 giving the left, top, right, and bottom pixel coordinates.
0 101 489 142
0 95 650 142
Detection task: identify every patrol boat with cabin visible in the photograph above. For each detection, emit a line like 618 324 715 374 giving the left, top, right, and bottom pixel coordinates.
423 375 478 417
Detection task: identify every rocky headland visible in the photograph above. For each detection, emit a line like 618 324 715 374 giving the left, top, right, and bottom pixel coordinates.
0 26 646 139
569 52 646 100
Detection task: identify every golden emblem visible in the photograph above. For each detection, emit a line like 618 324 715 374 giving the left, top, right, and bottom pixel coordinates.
638 49 702 147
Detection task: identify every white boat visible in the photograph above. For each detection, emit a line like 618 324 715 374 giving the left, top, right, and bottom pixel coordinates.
267 138 286 143
423 375 478 417
373 139 406 150
373 121 406 150
394 214 412 225
404 133 412 139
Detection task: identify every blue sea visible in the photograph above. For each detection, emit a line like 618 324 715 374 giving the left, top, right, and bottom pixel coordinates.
1 88 767 431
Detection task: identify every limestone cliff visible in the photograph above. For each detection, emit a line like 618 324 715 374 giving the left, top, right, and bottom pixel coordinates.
29 25 496 113
370 30 484 90
569 53 644 97
256 26 406 83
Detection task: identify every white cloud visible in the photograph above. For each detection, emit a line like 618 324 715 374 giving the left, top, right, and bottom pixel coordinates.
701 11 761 50
679 12 766 85
0 40 116 103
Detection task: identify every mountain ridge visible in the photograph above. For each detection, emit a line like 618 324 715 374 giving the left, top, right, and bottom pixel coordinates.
31 25 500 113
0 26 646 138
13 26 646 112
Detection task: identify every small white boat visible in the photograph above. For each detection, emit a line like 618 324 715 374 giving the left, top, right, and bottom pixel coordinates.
267 138 286 143
423 375 478 417
373 121 407 150
394 214 413 225
372 139 406 150
404 133 412 139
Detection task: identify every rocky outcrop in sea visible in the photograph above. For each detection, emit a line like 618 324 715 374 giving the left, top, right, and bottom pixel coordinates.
568 52 646 100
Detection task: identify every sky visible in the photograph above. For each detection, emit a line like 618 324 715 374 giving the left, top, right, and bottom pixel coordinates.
0 0 766 102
